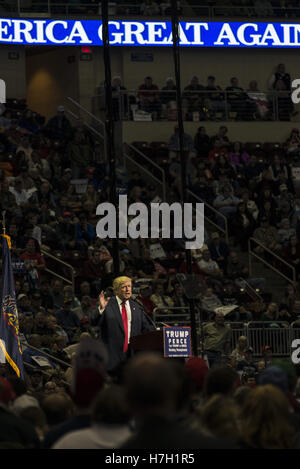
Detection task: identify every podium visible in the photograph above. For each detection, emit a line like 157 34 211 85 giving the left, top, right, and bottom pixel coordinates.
130 330 164 353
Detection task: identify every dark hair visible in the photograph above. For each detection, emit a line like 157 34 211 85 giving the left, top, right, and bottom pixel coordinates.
203 366 239 399
92 385 130 424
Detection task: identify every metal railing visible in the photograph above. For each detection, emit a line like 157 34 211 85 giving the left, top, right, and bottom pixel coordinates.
93 88 297 123
65 96 107 162
41 248 76 293
124 142 167 201
248 237 296 285
8 2 300 19
153 308 293 356
187 189 229 244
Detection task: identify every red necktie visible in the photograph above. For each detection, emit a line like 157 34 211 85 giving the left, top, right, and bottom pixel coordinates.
121 301 128 353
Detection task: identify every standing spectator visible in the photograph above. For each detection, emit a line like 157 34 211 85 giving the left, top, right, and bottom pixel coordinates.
202 312 232 368
194 126 211 159
45 105 72 141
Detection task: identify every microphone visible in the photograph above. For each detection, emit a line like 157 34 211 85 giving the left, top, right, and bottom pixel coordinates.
134 297 157 330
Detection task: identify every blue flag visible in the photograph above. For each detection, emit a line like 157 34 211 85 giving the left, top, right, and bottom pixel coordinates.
0 236 24 379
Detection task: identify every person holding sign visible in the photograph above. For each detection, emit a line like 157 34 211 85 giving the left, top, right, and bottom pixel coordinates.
97 276 155 373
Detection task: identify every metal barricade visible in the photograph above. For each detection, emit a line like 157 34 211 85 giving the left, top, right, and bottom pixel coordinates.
247 321 291 357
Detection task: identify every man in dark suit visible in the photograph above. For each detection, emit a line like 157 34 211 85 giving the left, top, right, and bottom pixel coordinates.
97 276 155 373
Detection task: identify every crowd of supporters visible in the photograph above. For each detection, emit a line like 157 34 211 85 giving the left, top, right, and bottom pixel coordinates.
109 64 296 122
0 73 300 448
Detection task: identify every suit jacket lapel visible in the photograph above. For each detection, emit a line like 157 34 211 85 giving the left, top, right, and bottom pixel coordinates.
112 297 124 333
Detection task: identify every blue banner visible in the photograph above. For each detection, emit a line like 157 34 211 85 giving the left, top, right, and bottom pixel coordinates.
163 326 192 358
0 237 24 379
0 19 300 47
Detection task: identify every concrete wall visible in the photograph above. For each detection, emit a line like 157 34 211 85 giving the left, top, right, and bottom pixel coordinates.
0 45 26 100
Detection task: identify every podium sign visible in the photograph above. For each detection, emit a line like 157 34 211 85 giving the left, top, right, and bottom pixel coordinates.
163 326 192 358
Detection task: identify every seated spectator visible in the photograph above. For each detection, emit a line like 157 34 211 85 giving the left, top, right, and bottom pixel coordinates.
277 218 296 248
212 154 236 182
207 138 229 163
246 80 271 120
213 184 240 226
20 238 46 288
139 0 160 15
182 76 205 120
150 282 174 311
240 190 259 221
204 76 228 120
225 77 248 120
285 128 300 160
55 298 81 343
74 213 96 250
45 105 72 141
228 141 250 170
160 77 177 112
55 211 77 251
197 246 223 280
208 232 230 273
236 346 258 374
211 125 231 149
254 0 274 17
244 154 264 189
253 216 281 255
201 287 223 318
137 76 161 118
261 302 284 328
136 284 156 317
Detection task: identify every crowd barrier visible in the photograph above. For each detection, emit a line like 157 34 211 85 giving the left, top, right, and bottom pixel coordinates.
153 307 299 357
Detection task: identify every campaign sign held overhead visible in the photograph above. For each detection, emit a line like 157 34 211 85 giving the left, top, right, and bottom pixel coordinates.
163 326 192 358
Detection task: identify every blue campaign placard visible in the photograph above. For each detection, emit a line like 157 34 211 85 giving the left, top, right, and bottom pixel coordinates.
163 326 192 358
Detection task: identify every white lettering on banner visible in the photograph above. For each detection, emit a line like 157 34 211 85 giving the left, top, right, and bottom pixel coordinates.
214 23 240 45
123 21 146 45
0 19 12 41
66 21 92 44
45 20 69 44
2 19 300 46
185 22 209 45
236 23 260 45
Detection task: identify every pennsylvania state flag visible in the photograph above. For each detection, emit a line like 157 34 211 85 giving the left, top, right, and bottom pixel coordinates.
0 236 24 379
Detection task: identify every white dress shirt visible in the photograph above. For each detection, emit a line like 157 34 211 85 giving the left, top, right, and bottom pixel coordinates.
116 296 132 344
99 296 132 343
